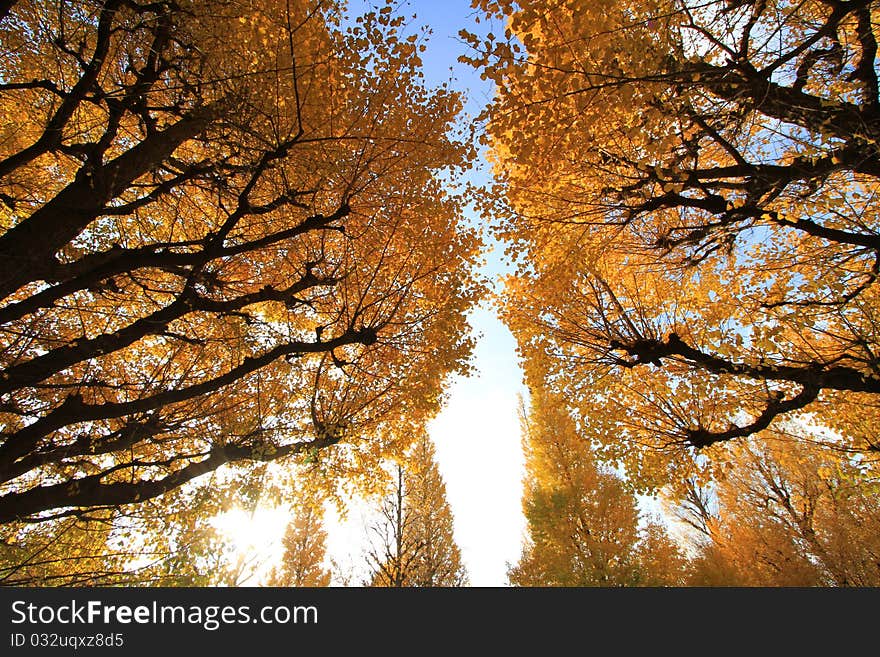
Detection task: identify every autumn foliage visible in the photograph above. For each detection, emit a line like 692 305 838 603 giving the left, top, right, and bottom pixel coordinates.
0 0 481 529
509 388 687 586
265 487 331 587
3 0 880 587
465 0 880 492
365 434 468 587
680 438 880 586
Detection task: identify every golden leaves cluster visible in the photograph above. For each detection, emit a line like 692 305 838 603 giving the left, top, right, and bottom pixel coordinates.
467 0 880 489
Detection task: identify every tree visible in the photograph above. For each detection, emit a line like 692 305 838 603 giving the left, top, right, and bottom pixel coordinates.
0 512 133 586
508 389 687 587
0 480 243 586
680 438 880 586
265 489 331 587
0 0 481 525
365 434 468 587
465 0 880 487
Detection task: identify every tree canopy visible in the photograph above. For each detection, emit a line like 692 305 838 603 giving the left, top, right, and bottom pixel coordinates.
465 0 880 488
0 0 482 526
5 0 880 588
265 487 331 587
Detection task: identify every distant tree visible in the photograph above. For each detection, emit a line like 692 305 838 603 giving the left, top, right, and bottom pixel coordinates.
508 389 687 587
683 438 880 586
265 490 331 587
366 434 468 587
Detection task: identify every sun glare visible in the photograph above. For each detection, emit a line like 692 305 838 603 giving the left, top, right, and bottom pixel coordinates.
211 506 290 585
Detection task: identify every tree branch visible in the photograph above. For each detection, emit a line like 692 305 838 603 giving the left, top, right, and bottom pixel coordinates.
0 434 341 524
610 332 880 393
685 384 820 448
0 326 378 471
0 99 227 299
